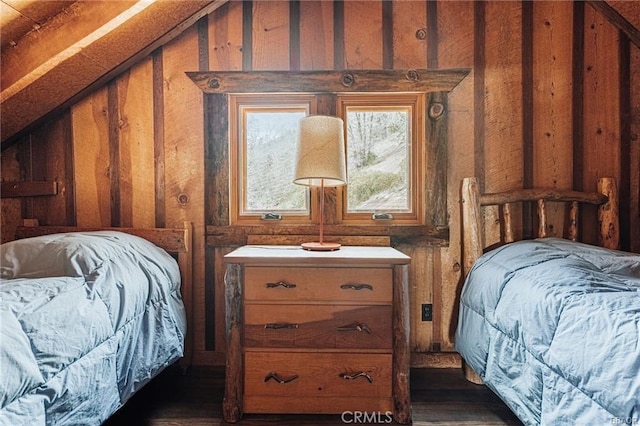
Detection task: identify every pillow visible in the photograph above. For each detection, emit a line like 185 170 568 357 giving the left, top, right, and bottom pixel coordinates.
0 231 165 279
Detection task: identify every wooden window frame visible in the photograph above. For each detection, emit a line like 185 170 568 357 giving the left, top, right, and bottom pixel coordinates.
229 94 317 225
338 93 425 225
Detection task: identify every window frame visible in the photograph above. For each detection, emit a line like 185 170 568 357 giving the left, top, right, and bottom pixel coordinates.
337 93 425 225
229 94 318 225
229 92 427 227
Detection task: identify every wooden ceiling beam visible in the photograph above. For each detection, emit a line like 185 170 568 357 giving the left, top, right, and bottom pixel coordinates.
1 1 134 91
187 69 471 94
587 0 640 48
0 1 73 50
1 0 228 146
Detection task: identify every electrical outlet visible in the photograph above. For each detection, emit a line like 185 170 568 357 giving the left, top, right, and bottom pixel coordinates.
421 303 433 321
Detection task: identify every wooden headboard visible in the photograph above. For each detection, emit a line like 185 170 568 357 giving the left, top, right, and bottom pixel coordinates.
458 178 618 384
460 177 619 279
14 220 194 369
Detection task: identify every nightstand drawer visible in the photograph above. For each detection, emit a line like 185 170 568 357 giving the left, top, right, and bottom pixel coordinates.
244 352 392 400
244 304 392 349
244 267 392 303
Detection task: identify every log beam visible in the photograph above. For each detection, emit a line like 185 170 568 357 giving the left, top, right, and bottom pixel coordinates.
1 0 228 146
186 69 470 94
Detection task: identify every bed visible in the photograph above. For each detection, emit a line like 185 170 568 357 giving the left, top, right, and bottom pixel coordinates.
0 221 193 425
454 177 640 425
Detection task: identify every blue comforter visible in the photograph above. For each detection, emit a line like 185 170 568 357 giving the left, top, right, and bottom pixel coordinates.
455 238 640 426
0 231 187 425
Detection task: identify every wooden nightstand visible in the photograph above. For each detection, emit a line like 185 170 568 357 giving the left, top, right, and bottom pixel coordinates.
222 245 411 424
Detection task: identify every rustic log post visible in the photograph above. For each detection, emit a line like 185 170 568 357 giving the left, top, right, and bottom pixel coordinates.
459 177 484 385
537 199 547 238
461 177 483 276
597 177 619 249
223 263 243 423
568 202 579 241
426 92 448 227
503 202 513 243
393 264 412 424
178 221 194 370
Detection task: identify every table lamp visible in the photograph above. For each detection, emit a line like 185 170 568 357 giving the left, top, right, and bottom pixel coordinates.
293 115 347 251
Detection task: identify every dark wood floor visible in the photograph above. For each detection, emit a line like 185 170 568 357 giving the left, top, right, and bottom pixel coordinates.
105 365 523 425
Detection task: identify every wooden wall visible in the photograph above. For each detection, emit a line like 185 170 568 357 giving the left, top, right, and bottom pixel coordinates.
2 0 639 367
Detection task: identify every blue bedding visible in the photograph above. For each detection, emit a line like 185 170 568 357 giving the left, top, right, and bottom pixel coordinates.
0 231 187 425
455 238 640 426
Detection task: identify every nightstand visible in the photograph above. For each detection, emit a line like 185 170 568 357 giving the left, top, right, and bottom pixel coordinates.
222 245 411 424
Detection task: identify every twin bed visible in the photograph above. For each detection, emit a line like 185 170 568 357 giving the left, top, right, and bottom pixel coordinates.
0 222 193 425
455 177 639 425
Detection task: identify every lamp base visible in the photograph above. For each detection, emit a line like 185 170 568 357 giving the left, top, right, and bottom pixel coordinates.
301 241 341 251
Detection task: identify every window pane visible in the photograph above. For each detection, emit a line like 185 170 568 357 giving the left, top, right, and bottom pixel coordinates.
243 109 308 214
345 108 411 212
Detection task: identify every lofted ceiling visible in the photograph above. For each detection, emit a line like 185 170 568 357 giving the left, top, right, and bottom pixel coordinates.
0 0 228 146
1 0 71 50
1 0 639 147
607 0 640 31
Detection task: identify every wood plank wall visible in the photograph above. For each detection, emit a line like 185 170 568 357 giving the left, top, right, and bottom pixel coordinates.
2 0 639 367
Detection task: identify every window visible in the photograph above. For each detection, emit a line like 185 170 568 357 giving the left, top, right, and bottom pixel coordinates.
229 94 317 224
230 92 424 226
339 93 424 224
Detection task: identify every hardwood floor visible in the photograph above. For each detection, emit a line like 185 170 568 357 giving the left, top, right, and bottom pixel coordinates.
105 365 523 425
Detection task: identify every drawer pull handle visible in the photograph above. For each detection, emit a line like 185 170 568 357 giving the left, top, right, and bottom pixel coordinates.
265 281 297 289
264 371 299 384
340 283 373 291
337 322 372 334
339 372 373 383
265 322 299 329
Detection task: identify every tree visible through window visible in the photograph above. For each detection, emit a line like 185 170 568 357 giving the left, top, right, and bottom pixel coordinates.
229 94 316 223
346 108 410 212
245 110 307 212
339 93 423 224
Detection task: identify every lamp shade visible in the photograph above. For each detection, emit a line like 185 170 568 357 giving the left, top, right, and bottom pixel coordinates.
293 115 347 187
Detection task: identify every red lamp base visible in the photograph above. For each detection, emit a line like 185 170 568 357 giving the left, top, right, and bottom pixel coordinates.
301 241 341 251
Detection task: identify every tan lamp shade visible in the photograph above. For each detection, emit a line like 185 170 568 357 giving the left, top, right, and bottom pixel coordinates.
293 115 347 187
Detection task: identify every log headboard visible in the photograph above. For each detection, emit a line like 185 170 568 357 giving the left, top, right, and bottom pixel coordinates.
458 177 618 385
460 177 619 279
14 220 194 369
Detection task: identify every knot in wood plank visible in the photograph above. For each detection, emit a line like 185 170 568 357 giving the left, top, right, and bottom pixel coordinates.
406 70 419 82
178 193 189 205
341 72 355 87
429 103 445 119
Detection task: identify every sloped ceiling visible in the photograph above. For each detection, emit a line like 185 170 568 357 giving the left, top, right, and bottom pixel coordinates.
607 0 640 31
0 0 71 50
0 0 638 147
0 0 228 146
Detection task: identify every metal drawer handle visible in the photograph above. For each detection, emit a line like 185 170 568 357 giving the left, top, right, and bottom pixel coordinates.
339 372 373 383
340 283 373 291
265 322 299 329
264 371 299 384
337 322 372 334
265 281 297 289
